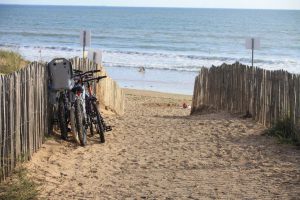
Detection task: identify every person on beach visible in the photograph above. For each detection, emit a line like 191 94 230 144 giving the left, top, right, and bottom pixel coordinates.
138 66 145 73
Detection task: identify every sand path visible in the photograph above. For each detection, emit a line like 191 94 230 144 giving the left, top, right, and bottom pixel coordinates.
26 89 300 199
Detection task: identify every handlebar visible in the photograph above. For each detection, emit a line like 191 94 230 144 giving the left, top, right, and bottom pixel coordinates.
73 69 102 78
73 69 83 74
83 76 107 83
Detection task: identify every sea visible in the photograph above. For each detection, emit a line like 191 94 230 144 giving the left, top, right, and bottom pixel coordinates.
0 5 299 94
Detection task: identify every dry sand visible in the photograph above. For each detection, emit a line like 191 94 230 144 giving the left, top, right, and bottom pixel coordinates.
26 89 300 199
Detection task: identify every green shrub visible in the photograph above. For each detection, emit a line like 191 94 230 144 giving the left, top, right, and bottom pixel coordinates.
0 50 28 74
266 117 299 145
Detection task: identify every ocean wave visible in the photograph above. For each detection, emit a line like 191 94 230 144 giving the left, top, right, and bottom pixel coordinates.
0 43 79 52
105 50 235 61
104 50 295 66
0 31 77 38
1 44 299 73
103 62 203 72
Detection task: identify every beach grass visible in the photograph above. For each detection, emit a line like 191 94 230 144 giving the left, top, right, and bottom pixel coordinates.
0 166 39 200
266 117 299 145
0 50 28 74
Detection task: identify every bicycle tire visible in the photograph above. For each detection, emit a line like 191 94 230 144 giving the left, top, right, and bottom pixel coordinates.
58 97 68 140
91 102 105 143
89 117 95 136
74 99 87 146
70 106 80 144
87 100 95 136
48 103 55 135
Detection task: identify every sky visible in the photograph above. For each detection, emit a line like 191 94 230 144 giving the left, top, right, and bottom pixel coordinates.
0 0 300 10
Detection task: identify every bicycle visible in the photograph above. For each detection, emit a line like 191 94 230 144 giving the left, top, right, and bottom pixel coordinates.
48 58 87 146
48 58 74 140
73 69 112 143
71 72 88 146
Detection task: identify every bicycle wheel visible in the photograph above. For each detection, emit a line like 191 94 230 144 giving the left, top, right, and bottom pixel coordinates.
74 99 87 146
85 99 95 136
70 106 80 144
91 102 105 143
89 117 95 136
58 97 68 140
48 103 55 135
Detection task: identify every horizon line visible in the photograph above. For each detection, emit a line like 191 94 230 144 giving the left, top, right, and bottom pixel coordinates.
0 3 299 11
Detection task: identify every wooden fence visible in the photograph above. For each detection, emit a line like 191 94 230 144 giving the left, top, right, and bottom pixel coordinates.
0 58 124 181
0 62 48 181
191 63 300 138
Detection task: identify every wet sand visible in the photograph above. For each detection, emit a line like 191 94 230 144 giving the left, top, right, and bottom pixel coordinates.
26 89 300 199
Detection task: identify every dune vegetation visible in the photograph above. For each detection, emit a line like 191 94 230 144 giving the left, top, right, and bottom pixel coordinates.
0 166 39 200
0 50 28 75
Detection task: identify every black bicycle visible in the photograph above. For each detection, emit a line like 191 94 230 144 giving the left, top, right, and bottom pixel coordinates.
48 58 88 146
47 58 73 140
73 69 112 143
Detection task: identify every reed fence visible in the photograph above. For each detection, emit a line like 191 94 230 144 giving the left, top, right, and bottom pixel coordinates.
191 63 300 137
0 58 124 181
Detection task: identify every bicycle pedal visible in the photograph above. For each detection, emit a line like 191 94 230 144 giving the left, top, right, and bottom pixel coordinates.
105 126 112 132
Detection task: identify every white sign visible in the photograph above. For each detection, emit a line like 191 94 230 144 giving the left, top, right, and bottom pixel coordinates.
80 30 91 47
88 49 102 65
245 38 260 50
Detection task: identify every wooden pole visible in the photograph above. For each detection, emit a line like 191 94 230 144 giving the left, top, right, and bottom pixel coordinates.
252 38 254 68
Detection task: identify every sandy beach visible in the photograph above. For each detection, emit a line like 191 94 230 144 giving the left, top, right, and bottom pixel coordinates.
25 89 300 199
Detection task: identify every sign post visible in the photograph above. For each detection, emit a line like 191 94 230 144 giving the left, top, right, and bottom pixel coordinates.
80 30 91 59
246 38 260 67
